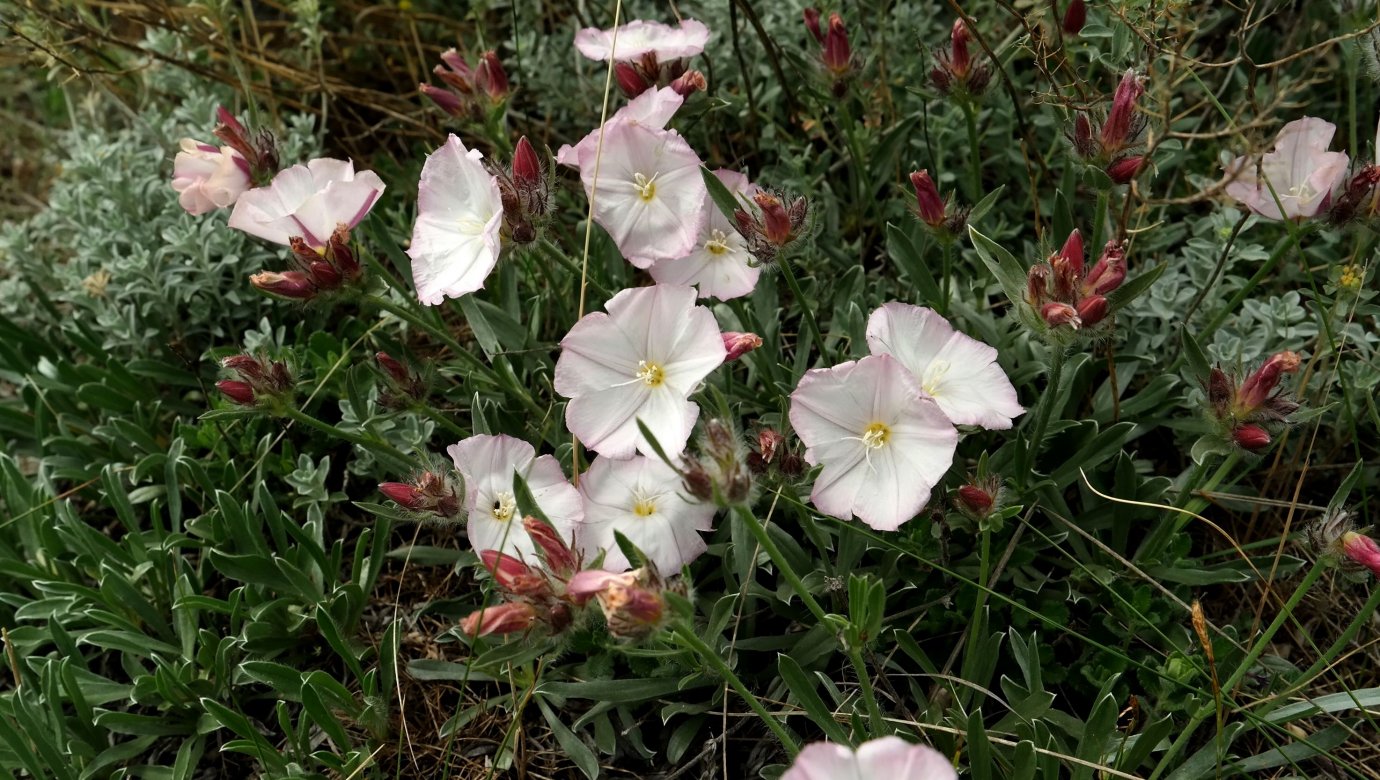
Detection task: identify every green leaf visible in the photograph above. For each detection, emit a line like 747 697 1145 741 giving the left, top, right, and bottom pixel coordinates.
776 655 851 744
1181 328 1210 382
968 224 1029 312
700 165 745 223
540 677 697 704
1107 263 1166 312
536 696 600 779
885 222 941 308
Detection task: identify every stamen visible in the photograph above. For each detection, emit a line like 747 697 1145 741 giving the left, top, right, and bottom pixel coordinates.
922 359 951 397
704 229 731 256
490 491 517 522
633 172 659 202
635 360 665 387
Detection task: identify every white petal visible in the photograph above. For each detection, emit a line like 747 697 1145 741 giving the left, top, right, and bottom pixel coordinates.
575 456 713 573
866 303 952 384
781 742 864 780
856 737 957 780
574 19 710 62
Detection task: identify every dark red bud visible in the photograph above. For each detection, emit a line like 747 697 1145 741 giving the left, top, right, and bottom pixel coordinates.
420 83 464 116
379 482 424 510
822 13 851 75
476 51 509 100
670 69 706 97
1075 294 1109 326
1106 156 1144 184
512 136 541 187
615 62 651 98
1062 0 1087 35
957 484 994 515
803 8 824 43
1026 264 1051 305
308 261 341 289
1083 240 1127 295
753 192 793 245
950 18 973 78
375 352 410 385
1101 69 1143 154
910 169 946 227
1041 301 1081 328
1237 351 1301 412
1232 423 1270 452
250 271 316 300
216 380 256 406
722 332 764 361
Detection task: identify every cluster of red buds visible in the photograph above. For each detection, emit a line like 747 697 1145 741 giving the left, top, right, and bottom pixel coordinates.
375 351 427 409
679 418 754 508
1071 70 1147 185
721 332 764 362
213 106 279 185
616 55 705 99
804 8 853 94
378 469 463 520
565 565 676 640
216 353 293 407
1204 351 1301 453
1326 164 1380 227
733 190 810 265
931 19 991 98
422 49 509 120
1061 0 1087 36
460 517 584 637
1308 509 1380 579
1025 229 1127 332
746 428 806 479
491 136 553 245
910 169 970 240
250 224 362 301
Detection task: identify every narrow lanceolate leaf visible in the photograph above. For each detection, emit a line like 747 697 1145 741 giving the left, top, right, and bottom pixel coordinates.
700 165 745 223
968 224 1031 314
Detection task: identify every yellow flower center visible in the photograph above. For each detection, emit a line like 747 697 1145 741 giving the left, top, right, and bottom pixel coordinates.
632 497 658 517
635 360 665 387
490 491 517 522
860 422 891 449
922 359 951 398
633 172 658 202
457 217 488 235
705 229 731 256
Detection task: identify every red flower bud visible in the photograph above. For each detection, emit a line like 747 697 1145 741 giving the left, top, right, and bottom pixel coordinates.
1041 301 1081 329
1075 294 1109 326
512 136 542 188
375 352 410 385
822 13 851 75
420 83 464 116
439 48 472 81
1232 423 1271 452
910 170 946 227
1083 240 1127 295
721 331 764 361
1342 532 1380 577
1237 351 1301 412
950 18 973 79
1072 112 1096 158
803 8 824 43
476 51 509 100
753 192 793 246
216 380 256 406
222 354 265 379
1052 229 1084 299
1026 264 1051 305
1100 69 1143 154
522 516 579 578
378 482 424 510
956 484 994 515
615 62 650 98
460 602 537 637
670 69 706 97
757 429 786 464
1062 0 1087 35
1106 155 1144 184
250 271 316 300
307 261 341 289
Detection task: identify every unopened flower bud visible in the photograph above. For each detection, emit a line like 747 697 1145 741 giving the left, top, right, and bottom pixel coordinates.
1342 532 1380 577
1237 351 1301 412
375 352 408 384
1101 69 1143 154
308 260 341 289
1076 295 1109 326
1207 367 1233 411
420 83 464 116
378 481 423 509
1026 264 1051 305
754 192 793 245
803 7 824 43
380 472 461 518
1062 0 1087 35
1052 229 1084 299
460 602 537 637
1232 423 1270 452
522 516 579 578
327 224 359 278
822 13 852 76
480 549 550 597
722 331 764 361
1107 156 1144 184
475 51 509 100
910 170 946 227
956 484 994 515
250 271 316 300
439 48 470 78
1071 112 1096 158
605 584 665 637
216 380 256 406
950 18 973 78
1083 240 1127 295
222 354 265 379
1041 301 1081 329
512 136 542 188
616 62 651 98
669 69 706 97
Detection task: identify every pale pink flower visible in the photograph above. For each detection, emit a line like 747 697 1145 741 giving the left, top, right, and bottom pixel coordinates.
1342 532 1380 577
555 86 685 169
171 139 252 215
866 303 1024 430
447 434 583 562
576 455 715 574
789 354 958 531
1224 117 1350 220
783 737 957 780
556 284 726 459
574 19 710 63
649 169 762 299
579 121 706 267
407 135 505 305
228 158 385 247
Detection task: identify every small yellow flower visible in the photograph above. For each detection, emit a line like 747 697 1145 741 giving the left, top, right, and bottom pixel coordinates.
1338 263 1363 292
82 269 111 298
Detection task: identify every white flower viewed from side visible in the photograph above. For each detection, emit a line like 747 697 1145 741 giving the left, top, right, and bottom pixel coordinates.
574 19 710 63
789 354 958 531
556 284 726 459
579 121 706 267
556 86 685 170
649 169 762 300
447 434 583 562
407 135 505 305
782 737 957 780
576 455 715 574
866 302 1024 430
228 158 385 247
171 139 251 215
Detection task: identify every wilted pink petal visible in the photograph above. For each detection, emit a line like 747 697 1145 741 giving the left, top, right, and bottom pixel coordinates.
574 19 710 63
172 138 252 215
228 158 385 247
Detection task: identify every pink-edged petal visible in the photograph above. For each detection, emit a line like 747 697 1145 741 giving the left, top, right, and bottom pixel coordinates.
865 302 951 380
407 136 504 304
557 88 686 171
855 737 957 779
574 19 710 62
566 382 652 460
781 742 865 780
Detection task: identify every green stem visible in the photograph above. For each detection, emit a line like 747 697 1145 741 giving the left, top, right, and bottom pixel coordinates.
733 505 829 625
940 241 954 316
1150 561 1325 779
845 645 890 737
777 260 825 366
413 403 469 440
1291 583 1380 689
962 100 982 201
674 624 800 756
281 407 413 472
1136 452 1242 562
1021 345 1067 484
962 526 992 702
